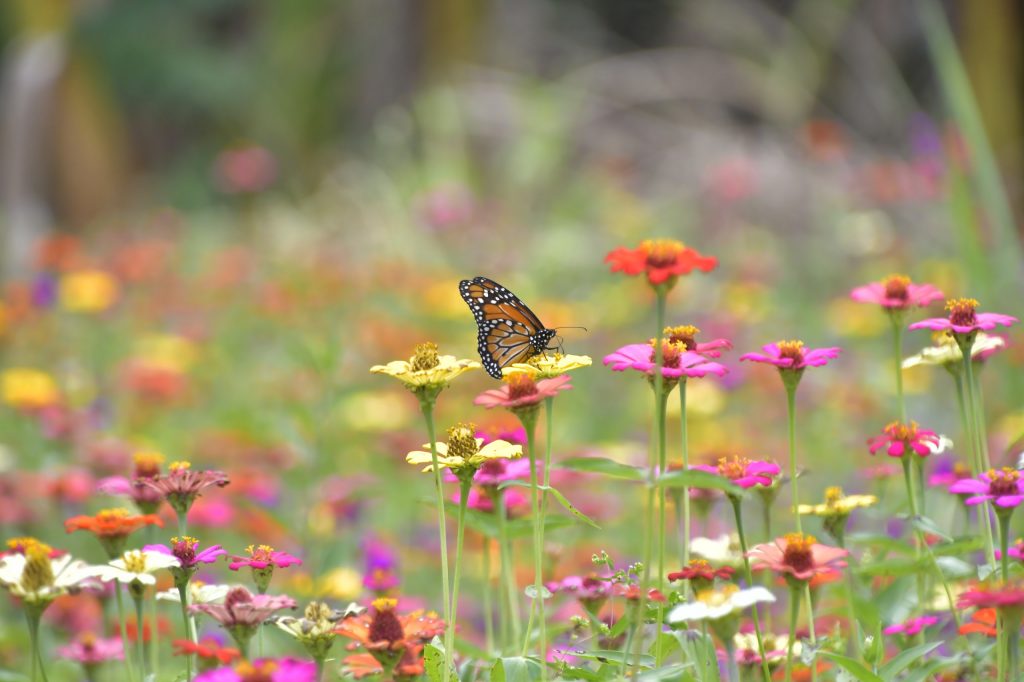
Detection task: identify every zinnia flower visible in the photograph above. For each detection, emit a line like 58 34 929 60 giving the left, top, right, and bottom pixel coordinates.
474 372 572 411
667 584 775 623
950 468 1024 508
959 608 998 637
64 508 163 559
667 559 735 593
57 632 124 666
909 298 1017 336
137 461 229 517
502 353 592 379
958 581 1024 610
797 486 876 544
603 342 727 381
274 600 362 662
605 239 717 288
370 342 479 402
146 536 225 585
195 658 316 682
228 544 302 593
549 574 612 614
0 542 98 606
850 275 943 310
867 421 950 458
190 587 297 656
173 637 241 667
882 615 939 637
903 331 1006 370
747 533 848 584
335 597 445 671
405 424 522 476
662 325 732 358
90 550 181 594
157 580 231 605
739 341 840 371
692 456 780 490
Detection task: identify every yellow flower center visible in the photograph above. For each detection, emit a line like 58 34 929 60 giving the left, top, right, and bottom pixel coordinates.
122 550 148 573
411 342 440 371
883 421 919 442
528 352 563 368
641 239 685 267
97 508 131 522
169 461 192 472
233 660 278 682
246 544 275 561
648 340 685 369
133 451 165 477
717 456 750 481
304 600 332 623
696 583 739 607
21 545 54 592
824 487 844 506
782 533 815 573
445 424 479 459
987 468 1021 496
776 340 805 363
504 372 539 400
945 298 979 327
882 274 911 300
664 325 700 350
6 537 50 555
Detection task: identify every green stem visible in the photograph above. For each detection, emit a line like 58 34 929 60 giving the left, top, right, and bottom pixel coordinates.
732 497 771 682
25 608 49 682
802 582 817 682
891 315 907 423
446 479 472 676
133 593 145 682
178 585 193 682
496 491 521 650
421 402 453 682
960 339 998 567
679 380 691 572
521 411 546 676
785 585 799 682
953 371 996 562
115 586 136 682
784 381 802 533
901 457 926 628
998 511 1012 584
1006 612 1021 682
483 537 495 655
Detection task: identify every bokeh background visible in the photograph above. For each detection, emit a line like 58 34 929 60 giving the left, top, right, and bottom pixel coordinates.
1 0 1023 676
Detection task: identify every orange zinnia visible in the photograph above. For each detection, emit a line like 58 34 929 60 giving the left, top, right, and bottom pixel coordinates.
64 508 163 559
335 598 444 670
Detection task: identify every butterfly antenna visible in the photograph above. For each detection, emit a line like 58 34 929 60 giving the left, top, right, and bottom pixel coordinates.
554 325 589 333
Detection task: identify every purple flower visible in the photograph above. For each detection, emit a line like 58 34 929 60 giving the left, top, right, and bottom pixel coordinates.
950 468 1024 508
190 587 296 652
739 341 840 370
603 343 727 379
195 657 317 682
909 298 1017 336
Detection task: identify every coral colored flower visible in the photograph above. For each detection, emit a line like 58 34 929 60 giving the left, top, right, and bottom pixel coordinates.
613 584 666 602
1 368 60 409
959 608 998 637
195 658 316 682
667 584 775 623
667 559 735 593
603 343 727 379
867 421 950 458
904 331 1006 369
474 372 572 410
58 269 119 313
747 533 848 583
605 239 717 287
335 597 445 671
502 353 592 379
173 637 240 665
64 508 163 559
950 469 1024 508
740 341 840 370
850 275 944 310
137 461 229 517
692 456 780 489
958 582 1024 609
57 632 124 665
370 342 479 397
0 543 99 605
909 298 1017 336
405 424 522 474
343 648 428 679
229 544 302 593
882 615 939 636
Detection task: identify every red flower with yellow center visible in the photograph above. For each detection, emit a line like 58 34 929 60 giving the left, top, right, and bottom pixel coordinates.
605 239 717 288
335 597 446 673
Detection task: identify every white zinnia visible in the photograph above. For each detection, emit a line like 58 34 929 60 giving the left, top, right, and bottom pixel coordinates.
0 552 100 603
690 534 741 564
156 581 231 604
903 332 1005 369
668 586 776 623
92 550 180 585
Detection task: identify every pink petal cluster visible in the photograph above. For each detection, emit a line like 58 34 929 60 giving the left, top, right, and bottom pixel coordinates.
195 657 317 682
883 615 939 637
228 546 302 571
474 374 572 409
909 298 1017 335
57 634 124 665
950 468 1024 508
850 275 943 310
145 538 225 569
958 583 1024 610
867 422 944 458
739 341 840 370
603 343 727 379
747 534 848 582
190 587 296 627
692 457 780 489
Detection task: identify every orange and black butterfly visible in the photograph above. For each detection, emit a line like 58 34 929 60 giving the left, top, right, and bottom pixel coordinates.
459 276 558 379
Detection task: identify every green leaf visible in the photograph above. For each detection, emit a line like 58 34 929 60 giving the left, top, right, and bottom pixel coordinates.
546 486 601 528
818 652 883 682
877 641 942 678
655 470 744 497
560 456 645 480
855 557 928 577
424 639 446 682
637 663 693 681
571 651 656 668
933 556 974 579
911 516 953 542
491 657 542 682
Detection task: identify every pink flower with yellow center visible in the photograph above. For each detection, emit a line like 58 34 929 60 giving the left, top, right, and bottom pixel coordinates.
662 325 732 358
867 421 948 458
473 372 572 410
746 533 848 583
882 615 939 637
691 456 781 489
740 340 840 371
950 468 1024 508
603 341 727 379
909 298 1017 336
850 274 944 310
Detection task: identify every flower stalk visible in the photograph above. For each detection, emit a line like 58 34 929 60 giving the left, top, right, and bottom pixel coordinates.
419 400 453 682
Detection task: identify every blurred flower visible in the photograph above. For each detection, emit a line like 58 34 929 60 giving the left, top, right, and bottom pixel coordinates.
603 343 727 382
229 544 302 594
146 536 225 588
57 632 123 667
1 368 60 410
362 536 399 594
213 144 277 194
958 582 1024 609
502 353 592 379
58 269 119 313
335 597 445 671
929 460 973 493
605 239 717 288
370 342 479 402
90 549 180 587
474 373 572 410
190 586 297 654
909 298 1017 337
797 487 876 543
950 469 1024 508
668 584 775 623
549 574 612 615
0 542 98 606
416 185 475 231
316 567 363 600
195 658 316 682
747 533 848 584
692 456 780 490
405 424 522 476
173 637 241 667
883 615 939 637
64 508 163 559
667 559 735 593
904 331 1006 369
740 341 840 371
691 534 742 565
867 422 950 458
958 608 998 637
850 275 943 311
138 461 230 517
157 580 231 605
274 600 363 662
735 632 788 669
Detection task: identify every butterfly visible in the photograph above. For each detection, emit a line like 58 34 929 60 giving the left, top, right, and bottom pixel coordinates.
459 276 558 379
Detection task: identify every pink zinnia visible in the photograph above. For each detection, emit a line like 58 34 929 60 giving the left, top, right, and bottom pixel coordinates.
747 533 848 582
145 537 225 570
190 587 296 629
137 461 229 515
195 658 316 682
57 633 124 665
958 582 1024 610
474 373 572 410
867 421 947 458
603 343 727 379
662 325 732 359
850 275 943 310
692 456 781 489
739 340 840 370
950 468 1024 508
883 615 939 637
228 544 302 571
908 298 1017 336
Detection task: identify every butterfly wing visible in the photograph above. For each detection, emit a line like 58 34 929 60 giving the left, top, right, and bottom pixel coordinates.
459 277 550 379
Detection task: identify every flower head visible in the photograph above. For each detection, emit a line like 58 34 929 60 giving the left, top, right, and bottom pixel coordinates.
605 239 717 288
603 342 727 381
667 559 735 593
739 341 840 371
662 325 732 358
57 632 124 666
904 331 1006 370
190 587 297 652
692 456 781 490
194 658 317 682
335 597 445 671
59 269 119 313
0 543 99 607
173 637 241 667
157 580 231 605
1 368 60 410
867 421 950 458
950 468 1024 509
228 544 302 593
958 581 1024 610
667 584 775 623
502 353 592 379
883 615 939 637
959 608 998 637
370 342 479 402
64 508 163 559
406 424 522 477
909 298 1017 336
549 574 612 614
797 487 877 517
850 275 944 311
91 549 181 588
747 533 848 584
274 600 363 661
137 461 229 517
474 372 572 411
146 537 225 585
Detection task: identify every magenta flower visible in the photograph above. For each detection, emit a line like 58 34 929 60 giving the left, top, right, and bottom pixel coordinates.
909 298 1017 336
739 340 840 370
883 615 939 637
929 459 973 491
850 275 943 310
950 468 1024 508
145 537 225 569
474 374 572 410
229 544 301 594
57 633 124 666
603 342 727 378
662 325 732 358
867 422 949 458
549 574 612 614
195 658 317 682
692 456 781 489
472 457 532 487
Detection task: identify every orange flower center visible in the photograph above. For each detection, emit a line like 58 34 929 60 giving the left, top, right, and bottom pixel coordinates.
233 660 277 682
776 340 805 363
648 340 684 369
883 421 919 442
946 298 979 327
882 274 911 300
987 468 1021 496
246 544 275 562
664 325 700 351
171 536 198 564
6 537 50 555
368 598 405 644
641 239 685 267
782 533 816 573
505 372 539 400
717 456 750 481
411 342 440 371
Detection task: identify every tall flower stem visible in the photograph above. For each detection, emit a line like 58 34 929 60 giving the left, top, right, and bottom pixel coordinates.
483 537 495 654
446 478 473 675
133 593 146 682
519 408 546 676
115 586 136 682
783 378 802 534
997 510 1012 584
420 401 453 682
890 315 907 423
784 585 800 682
25 607 49 682
177 584 194 682
495 491 521 650
730 497 771 682
958 337 998 567
678 380 691 577
802 582 818 682
953 372 996 563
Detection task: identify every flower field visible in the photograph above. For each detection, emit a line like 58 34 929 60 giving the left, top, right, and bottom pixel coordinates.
2 2 1024 682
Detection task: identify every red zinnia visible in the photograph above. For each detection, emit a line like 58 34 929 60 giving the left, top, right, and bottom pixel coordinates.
605 239 717 287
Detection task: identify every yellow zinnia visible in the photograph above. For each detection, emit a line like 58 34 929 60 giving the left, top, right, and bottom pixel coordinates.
406 423 522 473
797 486 877 517
59 269 119 313
1 368 60 409
502 353 592 379
370 342 479 399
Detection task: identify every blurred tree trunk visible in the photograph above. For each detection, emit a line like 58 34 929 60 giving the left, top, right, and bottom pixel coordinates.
960 0 1023 232
423 0 488 80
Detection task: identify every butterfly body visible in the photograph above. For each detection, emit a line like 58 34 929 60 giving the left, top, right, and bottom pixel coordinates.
459 276 557 379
